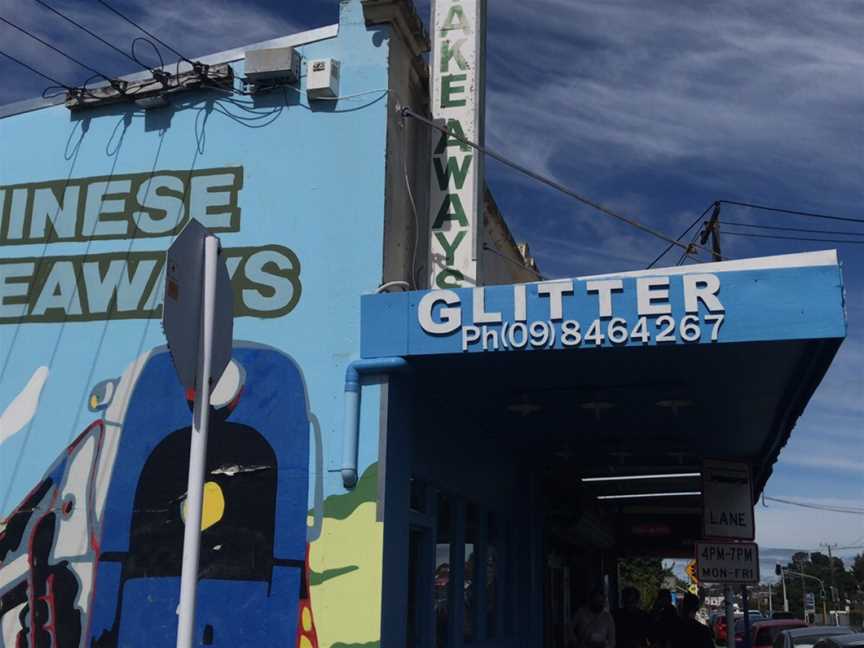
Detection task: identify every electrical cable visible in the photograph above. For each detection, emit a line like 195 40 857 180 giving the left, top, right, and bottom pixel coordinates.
131 37 164 71
95 0 195 66
646 203 716 269
764 496 864 516
719 220 864 238
0 115 129 516
0 48 74 91
33 0 150 72
399 103 422 289
0 15 120 86
676 226 703 265
719 200 864 225
64 129 167 448
482 243 546 280
722 231 864 246
401 107 717 260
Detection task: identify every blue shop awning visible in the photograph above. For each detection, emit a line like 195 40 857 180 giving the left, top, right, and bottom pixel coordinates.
361 251 846 552
362 251 845 359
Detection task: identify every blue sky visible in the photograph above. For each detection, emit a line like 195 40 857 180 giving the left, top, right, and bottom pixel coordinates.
0 0 862 559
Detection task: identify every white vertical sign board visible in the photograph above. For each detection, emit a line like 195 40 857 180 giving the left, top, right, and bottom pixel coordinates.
429 0 486 288
702 459 755 540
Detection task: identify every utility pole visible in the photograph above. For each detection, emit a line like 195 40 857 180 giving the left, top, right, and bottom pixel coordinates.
821 543 838 607
776 564 789 612
700 201 723 262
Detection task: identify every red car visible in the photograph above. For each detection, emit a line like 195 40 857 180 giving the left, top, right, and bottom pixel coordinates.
736 619 807 647
715 616 730 643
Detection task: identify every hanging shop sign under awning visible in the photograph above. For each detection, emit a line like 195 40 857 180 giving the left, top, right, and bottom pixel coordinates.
696 541 760 584
361 251 845 358
702 459 755 540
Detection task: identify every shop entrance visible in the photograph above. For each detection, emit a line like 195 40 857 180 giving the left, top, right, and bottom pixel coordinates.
381 326 840 648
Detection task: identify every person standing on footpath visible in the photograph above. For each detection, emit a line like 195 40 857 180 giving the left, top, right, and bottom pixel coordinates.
572 587 616 648
671 593 713 648
613 586 650 648
648 589 678 648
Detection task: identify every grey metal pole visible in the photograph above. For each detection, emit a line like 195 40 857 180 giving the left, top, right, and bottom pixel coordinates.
725 585 736 648
176 235 218 648
742 586 752 648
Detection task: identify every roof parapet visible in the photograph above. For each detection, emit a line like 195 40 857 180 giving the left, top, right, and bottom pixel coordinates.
362 0 430 57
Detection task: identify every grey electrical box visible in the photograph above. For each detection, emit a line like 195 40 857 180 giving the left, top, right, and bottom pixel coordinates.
245 46 301 83
307 58 340 100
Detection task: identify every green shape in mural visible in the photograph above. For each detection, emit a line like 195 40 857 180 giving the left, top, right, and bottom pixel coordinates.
321 463 378 521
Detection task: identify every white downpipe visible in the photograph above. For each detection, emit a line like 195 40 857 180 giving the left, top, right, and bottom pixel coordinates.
176 235 218 648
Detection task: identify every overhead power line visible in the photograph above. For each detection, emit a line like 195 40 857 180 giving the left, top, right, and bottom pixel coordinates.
0 14 119 86
720 200 864 225
765 495 864 516
33 0 150 72
722 230 864 246
401 107 719 260
95 0 194 66
646 203 716 269
0 48 73 90
721 220 864 238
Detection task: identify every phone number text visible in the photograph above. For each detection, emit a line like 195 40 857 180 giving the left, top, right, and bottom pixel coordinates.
461 314 725 351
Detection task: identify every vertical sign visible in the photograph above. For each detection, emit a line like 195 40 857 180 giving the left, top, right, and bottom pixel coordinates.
429 0 487 288
702 459 755 540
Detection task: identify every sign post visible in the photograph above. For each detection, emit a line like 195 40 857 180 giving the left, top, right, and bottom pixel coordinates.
163 219 233 648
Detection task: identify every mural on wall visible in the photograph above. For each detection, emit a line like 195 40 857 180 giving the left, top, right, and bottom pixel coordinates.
0 168 302 325
308 464 383 648
1 62 392 641
0 344 326 647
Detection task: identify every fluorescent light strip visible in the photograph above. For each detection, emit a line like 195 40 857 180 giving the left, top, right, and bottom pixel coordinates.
582 472 701 483
597 491 702 500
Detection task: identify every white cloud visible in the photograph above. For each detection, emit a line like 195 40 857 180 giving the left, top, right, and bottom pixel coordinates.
477 0 863 279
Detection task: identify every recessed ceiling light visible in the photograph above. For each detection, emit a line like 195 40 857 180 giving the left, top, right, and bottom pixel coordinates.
582 472 701 483
597 491 702 500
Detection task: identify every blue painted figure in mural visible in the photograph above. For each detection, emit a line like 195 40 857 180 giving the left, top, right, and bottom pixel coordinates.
0 344 320 648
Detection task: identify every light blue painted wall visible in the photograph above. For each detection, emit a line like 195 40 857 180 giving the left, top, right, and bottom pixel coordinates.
0 0 390 514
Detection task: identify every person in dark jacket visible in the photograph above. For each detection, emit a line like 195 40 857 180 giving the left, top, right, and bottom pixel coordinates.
649 589 678 648
613 586 650 648
671 593 713 648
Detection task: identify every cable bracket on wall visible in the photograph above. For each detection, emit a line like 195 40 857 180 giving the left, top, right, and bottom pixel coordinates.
65 63 233 111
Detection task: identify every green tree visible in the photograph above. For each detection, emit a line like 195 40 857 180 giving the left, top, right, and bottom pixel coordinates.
853 554 864 587
618 557 674 609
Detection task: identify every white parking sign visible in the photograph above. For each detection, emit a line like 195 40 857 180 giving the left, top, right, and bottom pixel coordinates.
696 541 760 584
702 459 755 540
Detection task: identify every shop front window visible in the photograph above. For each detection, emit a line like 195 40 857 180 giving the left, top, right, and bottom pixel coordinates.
464 503 477 642
487 513 497 639
435 494 451 648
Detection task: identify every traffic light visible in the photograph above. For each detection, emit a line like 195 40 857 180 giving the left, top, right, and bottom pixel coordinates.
775 564 782 576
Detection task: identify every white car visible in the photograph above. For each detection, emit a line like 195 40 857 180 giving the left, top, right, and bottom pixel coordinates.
773 627 856 648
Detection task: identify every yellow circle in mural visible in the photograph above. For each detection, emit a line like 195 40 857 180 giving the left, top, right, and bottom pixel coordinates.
180 481 225 531
301 607 312 632
299 636 313 648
